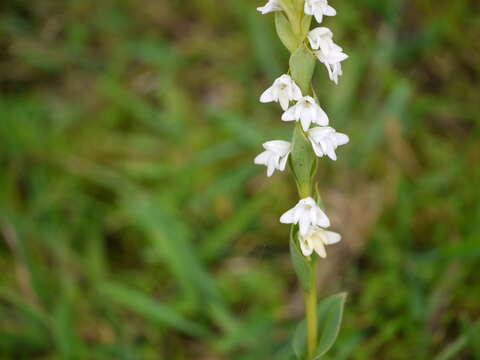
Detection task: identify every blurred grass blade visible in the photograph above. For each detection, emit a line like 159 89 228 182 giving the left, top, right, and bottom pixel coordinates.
53 293 86 359
202 195 269 261
100 283 210 337
434 335 468 360
0 288 51 328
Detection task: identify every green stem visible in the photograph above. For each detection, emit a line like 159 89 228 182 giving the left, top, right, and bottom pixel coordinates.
305 259 318 359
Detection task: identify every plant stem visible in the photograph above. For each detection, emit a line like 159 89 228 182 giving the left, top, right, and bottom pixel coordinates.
305 259 318 359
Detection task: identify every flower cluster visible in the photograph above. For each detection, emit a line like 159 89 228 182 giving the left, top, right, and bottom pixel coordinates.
255 0 348 258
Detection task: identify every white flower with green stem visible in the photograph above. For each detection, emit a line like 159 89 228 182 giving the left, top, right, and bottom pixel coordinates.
254 0 349 358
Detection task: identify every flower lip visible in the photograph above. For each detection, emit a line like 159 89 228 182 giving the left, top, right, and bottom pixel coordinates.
299 226 342 258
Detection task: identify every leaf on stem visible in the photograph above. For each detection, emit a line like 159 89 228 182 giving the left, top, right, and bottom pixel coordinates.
289 44 316 95
289 225 311 292
314 292 347 358
292 292 347 359
289 123 316 198
275 12 298 53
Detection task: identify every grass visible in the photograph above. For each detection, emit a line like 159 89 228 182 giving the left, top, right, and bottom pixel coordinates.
0 0 480 358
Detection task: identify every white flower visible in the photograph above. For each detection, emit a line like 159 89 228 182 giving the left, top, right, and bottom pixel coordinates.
299 226 341 258
254 140 291 177
307 27 334 52
281 96 329 131
307 126 349 160
315 44 348 84
304 0 336 24
280 197 330 236
257 0 282 14
260 74 303 111
309 27 348 84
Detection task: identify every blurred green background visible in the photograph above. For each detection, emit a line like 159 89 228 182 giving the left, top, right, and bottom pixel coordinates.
1 0 480 359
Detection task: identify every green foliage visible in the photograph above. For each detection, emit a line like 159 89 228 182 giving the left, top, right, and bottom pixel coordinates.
290 123 317 197
315 293 347 358
289 226 312 292
293 293 347 359
289 44 316 95
275 12 299 52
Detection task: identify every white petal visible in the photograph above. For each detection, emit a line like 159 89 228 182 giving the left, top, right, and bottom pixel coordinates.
310 27 333 38
260 86 276 103
278 152 290 170
279 93 290 111
291 84 303 100
264 140 290 154
323 4 336 16
281 106 297 121
313 12 323 24
334 133 349 146
329 52 349 63
257 0 282 14
299 237 313 256
314 106 329 126
312 238 327 258
324 231 341 245
280 208 296 224
300 115 311 131
254 151 269 165
266 162 275 177
298 215 311 236
309 126 333 139
315 208 330 228
309 138 325 157
304 0 313 15
331 43 344 52
323 141 337 161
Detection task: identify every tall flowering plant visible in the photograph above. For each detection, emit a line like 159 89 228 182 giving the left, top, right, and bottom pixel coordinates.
255 0 348 358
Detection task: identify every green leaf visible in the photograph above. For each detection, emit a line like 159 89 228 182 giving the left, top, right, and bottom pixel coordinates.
289 226 311 292
300 14 313 41
279 0 300 39
289 44 316 94
314 292 348 358
289 123 316 198
292 293 347 359
292 318 307 359
275 12 298 53
53 294 85 359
